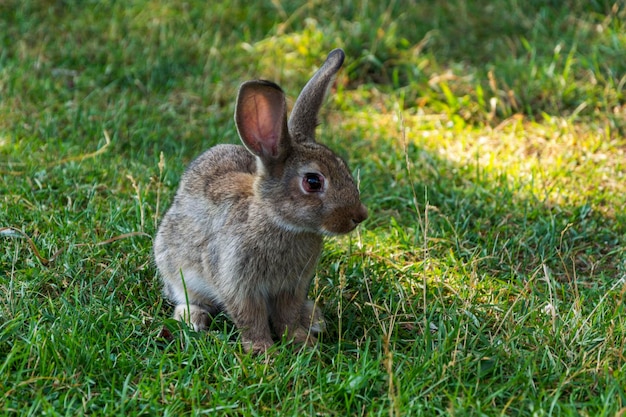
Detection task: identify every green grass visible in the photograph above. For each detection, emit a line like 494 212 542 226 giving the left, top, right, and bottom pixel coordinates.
1 0 625 415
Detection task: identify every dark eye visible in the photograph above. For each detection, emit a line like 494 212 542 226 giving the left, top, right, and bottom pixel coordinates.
302 173 325 193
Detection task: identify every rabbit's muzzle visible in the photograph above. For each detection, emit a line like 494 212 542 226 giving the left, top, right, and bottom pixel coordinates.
322 202 368 235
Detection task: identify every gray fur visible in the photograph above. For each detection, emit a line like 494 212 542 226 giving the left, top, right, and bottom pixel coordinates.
154 49 367 354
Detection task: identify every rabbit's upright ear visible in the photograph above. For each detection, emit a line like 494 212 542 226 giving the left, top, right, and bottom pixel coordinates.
288 49 345 143
235 80 290 160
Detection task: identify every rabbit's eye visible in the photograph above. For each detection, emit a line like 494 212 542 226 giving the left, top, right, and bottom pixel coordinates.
302 173 325 193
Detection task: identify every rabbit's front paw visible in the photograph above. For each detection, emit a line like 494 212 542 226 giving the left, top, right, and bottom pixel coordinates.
242 337 274 354
290 326 318 347
301 299 326 334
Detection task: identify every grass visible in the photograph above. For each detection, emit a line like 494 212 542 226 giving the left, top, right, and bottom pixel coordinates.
1 0 625 415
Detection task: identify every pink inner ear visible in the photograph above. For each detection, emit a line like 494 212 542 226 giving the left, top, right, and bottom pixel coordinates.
251 94 281 155
239 87 285 158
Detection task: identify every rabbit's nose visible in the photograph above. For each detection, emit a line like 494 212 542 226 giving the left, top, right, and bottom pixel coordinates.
352 204 368 225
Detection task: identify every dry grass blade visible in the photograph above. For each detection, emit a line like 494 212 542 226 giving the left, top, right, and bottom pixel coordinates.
0 227 150 266
0 226 54 266
1 130 111 175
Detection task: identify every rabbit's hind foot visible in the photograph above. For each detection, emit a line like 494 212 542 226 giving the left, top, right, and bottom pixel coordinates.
173 304 210 331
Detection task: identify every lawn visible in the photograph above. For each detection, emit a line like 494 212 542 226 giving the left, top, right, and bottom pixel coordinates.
1 0 625 415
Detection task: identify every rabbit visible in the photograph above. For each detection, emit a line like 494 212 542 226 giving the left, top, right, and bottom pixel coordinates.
153 48 367 354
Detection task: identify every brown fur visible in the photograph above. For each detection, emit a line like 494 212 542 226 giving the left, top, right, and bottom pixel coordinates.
154 49 367 353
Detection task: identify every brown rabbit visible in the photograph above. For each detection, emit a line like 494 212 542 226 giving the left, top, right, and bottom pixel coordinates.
154 49 367 353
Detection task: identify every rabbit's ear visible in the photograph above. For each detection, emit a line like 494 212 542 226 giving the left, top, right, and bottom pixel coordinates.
235 80 290 160
288 49 345 143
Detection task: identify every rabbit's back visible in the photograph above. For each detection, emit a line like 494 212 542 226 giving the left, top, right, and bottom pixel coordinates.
181 144 256 202
154 145 256 287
